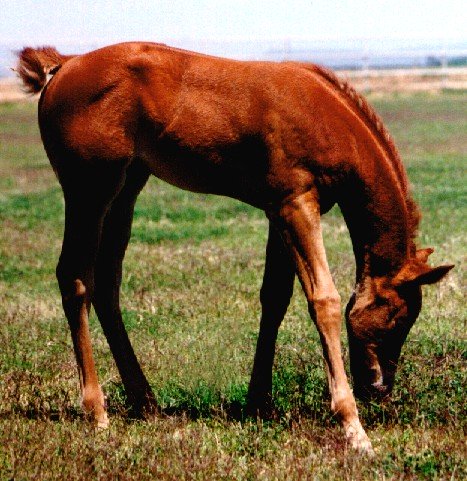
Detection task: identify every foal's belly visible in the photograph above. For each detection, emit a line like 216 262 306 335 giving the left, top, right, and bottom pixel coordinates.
142 151 225 195
139 133 271 207
140 145 268 210
142 149 338 215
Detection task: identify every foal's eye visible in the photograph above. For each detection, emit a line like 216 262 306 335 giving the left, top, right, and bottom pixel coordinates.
374 296 387 307
386 304 405 326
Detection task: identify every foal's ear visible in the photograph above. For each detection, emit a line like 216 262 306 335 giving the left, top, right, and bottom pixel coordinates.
415 247 434 263
410 264 454 286
393 261 454 287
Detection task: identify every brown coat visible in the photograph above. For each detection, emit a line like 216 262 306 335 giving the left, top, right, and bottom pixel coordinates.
17 42 453 453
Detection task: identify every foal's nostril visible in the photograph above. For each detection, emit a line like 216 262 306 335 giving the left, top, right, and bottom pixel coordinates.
369 366 383 385
371 382 389 396
353 380 390 402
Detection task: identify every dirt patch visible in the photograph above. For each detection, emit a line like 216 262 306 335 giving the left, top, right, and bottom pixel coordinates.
0 166 56 194
342 67 467 93
0 132 43 144
0 78 38 103
379 110 466 124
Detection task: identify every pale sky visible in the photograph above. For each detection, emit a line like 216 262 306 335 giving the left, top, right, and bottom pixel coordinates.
1 0 466 47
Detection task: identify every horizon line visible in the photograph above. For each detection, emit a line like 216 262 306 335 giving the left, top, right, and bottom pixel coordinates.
1 35 466 47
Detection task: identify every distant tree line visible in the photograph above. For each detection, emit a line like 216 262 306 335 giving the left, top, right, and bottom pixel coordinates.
426 55 467 67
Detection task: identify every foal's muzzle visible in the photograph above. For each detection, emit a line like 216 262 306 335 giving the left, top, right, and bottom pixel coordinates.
354 380 391 402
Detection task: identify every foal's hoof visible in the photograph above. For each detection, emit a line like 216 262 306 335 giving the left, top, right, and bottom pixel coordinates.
347 431 375 456
351 437 375 456
82 396 109 429
245 394 274 420
245 405 274 420
82 408 109 429
141 403 159 421
345 424 375 456
96 412 109 429
129 395 159 420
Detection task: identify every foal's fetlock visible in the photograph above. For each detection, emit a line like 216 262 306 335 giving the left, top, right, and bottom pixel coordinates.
246 389 274 419
128 391 159 420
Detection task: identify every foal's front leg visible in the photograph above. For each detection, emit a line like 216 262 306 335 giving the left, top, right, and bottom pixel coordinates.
272 190 373 453
247 222 295 417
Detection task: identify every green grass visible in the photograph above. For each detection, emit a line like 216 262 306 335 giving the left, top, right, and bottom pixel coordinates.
0 92 466 480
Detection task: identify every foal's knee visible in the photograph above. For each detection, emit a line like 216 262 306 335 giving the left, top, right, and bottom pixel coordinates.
308 289 342 325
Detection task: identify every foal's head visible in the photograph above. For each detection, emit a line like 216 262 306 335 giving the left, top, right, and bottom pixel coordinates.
345 248 453 401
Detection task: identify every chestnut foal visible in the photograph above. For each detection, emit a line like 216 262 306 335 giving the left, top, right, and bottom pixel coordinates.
17 43 453 452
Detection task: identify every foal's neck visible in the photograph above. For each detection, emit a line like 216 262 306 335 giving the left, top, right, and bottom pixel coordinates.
338 155 416 283
309 64 419 284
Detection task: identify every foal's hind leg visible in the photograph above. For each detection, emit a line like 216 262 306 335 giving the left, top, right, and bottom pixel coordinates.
93 160 157 417
271 190 372 452
56 166 127 427
247 222 295 417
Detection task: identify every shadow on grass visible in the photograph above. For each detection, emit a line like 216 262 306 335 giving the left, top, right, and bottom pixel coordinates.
0 379 391 431
2 344 463 430
1 368 330 426
0 386 400 435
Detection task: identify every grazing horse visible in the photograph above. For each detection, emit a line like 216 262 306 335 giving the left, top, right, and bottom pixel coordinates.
17 42 453 452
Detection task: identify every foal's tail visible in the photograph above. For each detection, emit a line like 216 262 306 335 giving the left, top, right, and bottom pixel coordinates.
15 47 76 94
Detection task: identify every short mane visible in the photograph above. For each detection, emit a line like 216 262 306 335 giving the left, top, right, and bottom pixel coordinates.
306 63 421 247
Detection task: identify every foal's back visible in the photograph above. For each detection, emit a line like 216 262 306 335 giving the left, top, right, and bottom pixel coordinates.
39 42 376 208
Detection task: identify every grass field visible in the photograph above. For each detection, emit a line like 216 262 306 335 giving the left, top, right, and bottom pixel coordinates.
0 92 466 480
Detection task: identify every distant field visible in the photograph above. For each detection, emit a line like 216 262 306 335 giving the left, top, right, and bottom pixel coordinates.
0 92 466 480
1 66 467 102
344 67 467 92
